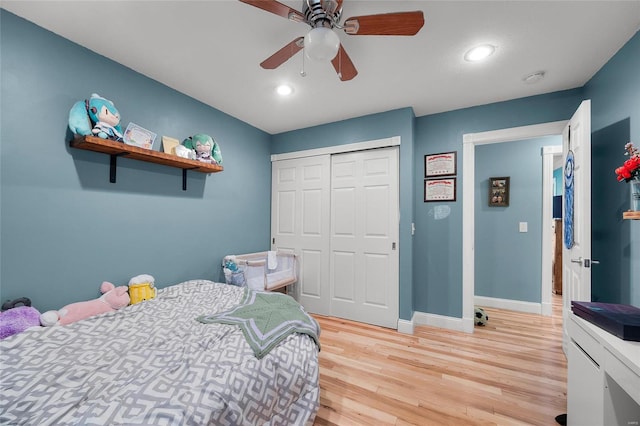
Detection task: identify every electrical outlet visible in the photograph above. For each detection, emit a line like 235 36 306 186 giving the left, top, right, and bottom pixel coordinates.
519 222 528 233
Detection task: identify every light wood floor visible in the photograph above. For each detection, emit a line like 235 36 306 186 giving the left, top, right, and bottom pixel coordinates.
313 295 566 426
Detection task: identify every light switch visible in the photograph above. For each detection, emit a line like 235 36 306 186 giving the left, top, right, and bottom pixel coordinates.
519 222 528 233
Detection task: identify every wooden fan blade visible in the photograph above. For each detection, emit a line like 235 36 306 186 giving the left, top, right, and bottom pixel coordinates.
260 37 304 69
239 0 305 22
344 11 424 35
331 44 358 81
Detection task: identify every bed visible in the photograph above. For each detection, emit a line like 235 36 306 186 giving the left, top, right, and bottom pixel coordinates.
0 280 320 425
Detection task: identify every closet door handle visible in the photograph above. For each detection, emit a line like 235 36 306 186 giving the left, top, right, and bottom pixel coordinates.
570 257 583 265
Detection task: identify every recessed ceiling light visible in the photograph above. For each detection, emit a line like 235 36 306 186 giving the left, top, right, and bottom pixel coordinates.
523 71 546 84
464 44 496 62
276 84 293 96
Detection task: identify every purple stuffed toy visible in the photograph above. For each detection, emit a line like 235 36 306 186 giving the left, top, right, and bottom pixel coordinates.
0 299 42 340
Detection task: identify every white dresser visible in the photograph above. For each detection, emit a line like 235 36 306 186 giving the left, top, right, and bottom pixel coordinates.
567 313 640 426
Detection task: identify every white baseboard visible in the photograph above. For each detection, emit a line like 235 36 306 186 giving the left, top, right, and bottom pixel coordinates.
400 297 544 336
412 311 474 334
397 319 414 335
474 296 542 314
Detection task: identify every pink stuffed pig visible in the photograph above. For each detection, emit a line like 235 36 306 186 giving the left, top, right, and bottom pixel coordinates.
40 281 130 326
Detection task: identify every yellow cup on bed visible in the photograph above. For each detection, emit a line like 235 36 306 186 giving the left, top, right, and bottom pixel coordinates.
128 274 156 305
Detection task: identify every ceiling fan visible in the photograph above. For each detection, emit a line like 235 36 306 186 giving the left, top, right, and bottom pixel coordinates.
239 0 425 81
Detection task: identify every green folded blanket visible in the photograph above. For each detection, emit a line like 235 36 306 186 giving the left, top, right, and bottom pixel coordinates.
197 289 320 359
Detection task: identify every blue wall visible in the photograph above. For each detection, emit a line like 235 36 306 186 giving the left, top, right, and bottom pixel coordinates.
584 31 640 306
413 91 583 316
475 136 561 303
0 11 272 311
271 108 416 320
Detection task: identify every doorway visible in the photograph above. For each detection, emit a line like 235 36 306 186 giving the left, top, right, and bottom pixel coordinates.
462 121 567 331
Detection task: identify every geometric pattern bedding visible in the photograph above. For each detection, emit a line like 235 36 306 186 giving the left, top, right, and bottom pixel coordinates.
0 280 320 425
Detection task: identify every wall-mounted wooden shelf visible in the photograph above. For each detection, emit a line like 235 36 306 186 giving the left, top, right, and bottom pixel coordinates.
623 211 640 220
70 135 223 190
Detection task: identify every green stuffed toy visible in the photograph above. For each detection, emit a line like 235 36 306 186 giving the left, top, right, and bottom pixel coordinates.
68 93 123 141
182 134 223 164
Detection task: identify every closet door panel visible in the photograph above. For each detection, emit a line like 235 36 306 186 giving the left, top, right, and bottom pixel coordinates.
271 156 331 315
330 147 399 328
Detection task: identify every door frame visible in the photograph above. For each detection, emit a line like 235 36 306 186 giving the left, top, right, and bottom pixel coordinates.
271 136 401 162
462 121 567 332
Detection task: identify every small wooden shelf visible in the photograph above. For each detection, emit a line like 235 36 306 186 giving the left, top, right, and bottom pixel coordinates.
623 211 640 220
70 135 223 190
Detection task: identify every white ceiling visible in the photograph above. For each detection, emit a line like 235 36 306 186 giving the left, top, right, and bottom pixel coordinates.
3 1 640 134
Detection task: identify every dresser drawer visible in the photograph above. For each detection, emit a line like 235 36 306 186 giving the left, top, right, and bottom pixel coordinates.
569 315 604 366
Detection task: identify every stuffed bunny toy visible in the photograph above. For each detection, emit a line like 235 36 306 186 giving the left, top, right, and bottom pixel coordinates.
40 281 130 326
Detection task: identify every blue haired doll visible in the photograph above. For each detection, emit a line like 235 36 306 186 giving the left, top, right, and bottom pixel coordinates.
182 134 223 164
68 93 123 141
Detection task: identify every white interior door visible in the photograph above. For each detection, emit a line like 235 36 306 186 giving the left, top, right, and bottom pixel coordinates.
562 100 592 354
329 147 399 328
271 155 330 315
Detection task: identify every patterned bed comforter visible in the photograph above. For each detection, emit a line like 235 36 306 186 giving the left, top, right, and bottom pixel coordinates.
0 280 320 426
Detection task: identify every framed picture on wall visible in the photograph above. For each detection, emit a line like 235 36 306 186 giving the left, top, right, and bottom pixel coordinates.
424 177 456 202
488 176 510 207
424 151 456 177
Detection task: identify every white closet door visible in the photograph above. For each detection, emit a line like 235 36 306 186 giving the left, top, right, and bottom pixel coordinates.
330 147 399 328
271 155 331 315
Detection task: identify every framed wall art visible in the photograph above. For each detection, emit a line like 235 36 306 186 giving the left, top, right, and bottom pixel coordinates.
424 177 456 202
424 151 456 178
488 176 510 207
123 122 157 150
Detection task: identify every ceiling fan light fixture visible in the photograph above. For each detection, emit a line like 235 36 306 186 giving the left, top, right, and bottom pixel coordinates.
304 27 340 61
464 44 496 62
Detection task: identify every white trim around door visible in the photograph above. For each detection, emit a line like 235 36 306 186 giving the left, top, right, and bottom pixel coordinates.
462 121 566 332
271 136 401 162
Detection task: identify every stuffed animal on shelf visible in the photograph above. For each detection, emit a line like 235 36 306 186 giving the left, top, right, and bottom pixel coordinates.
128 274 156 305
68 93 124 141
182 134 223 164
0 298 41 339
40 281 130 327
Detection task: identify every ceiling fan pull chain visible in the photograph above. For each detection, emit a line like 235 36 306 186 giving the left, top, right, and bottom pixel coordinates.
300 46 307 77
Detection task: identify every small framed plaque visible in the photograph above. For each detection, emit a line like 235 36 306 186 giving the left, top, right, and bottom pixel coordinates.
425 151 456 177
424 177 456 202
123 122 157 150
162 136 180 155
